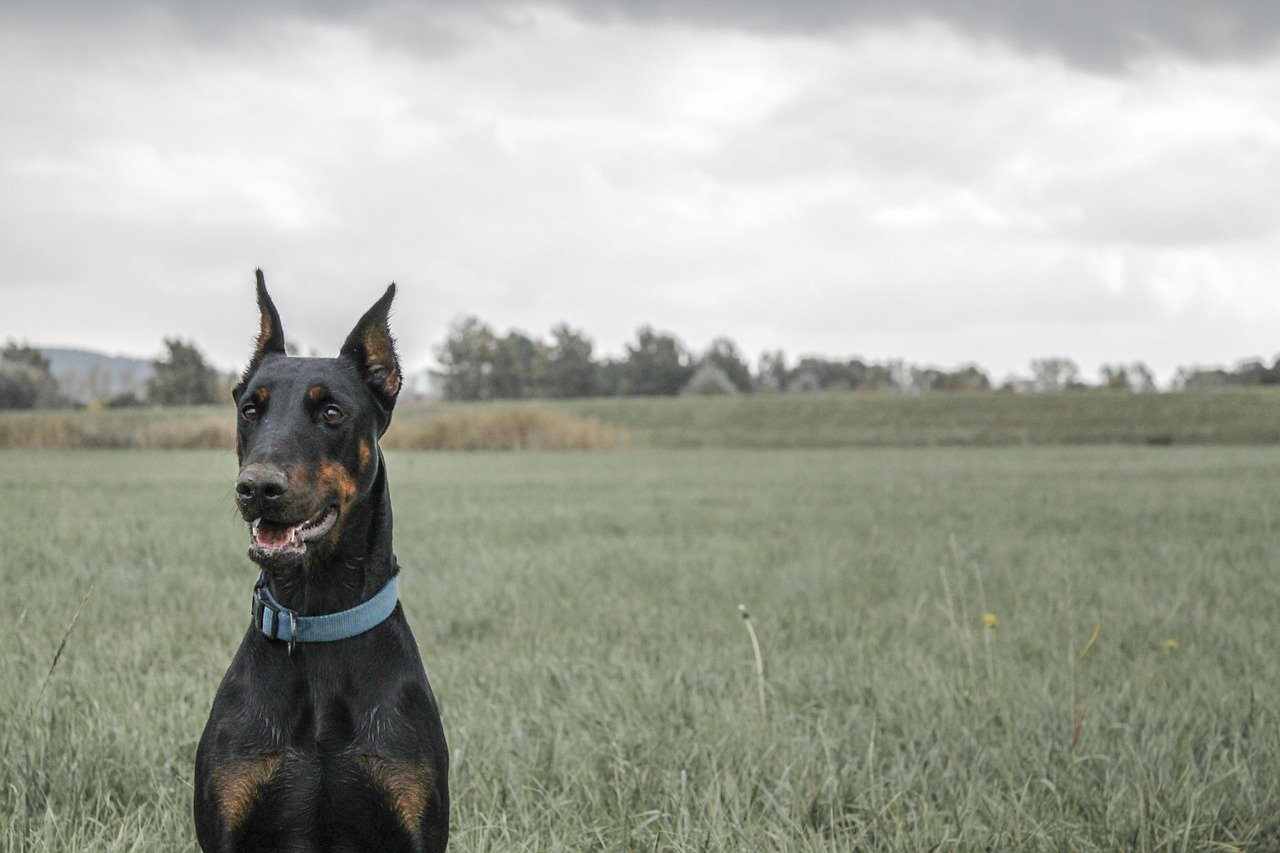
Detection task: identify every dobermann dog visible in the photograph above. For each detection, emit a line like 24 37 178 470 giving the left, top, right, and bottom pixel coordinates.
194 272 449 852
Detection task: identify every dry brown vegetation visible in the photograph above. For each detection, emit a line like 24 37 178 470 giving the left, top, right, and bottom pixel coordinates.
0 406 627 451
384 407 628 451
3 387 1280 450
0 411 232 450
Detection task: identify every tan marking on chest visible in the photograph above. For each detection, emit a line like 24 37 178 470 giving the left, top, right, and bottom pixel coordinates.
214 754 283 830
357 755 432 833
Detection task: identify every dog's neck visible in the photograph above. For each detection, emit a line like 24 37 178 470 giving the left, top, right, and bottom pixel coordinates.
261 459 398 617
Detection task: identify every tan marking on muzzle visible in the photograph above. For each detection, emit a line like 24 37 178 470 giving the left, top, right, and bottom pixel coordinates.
317 460 357 507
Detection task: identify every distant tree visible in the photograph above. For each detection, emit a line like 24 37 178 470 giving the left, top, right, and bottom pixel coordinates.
681 362 739 395
756 350 788 392
846 359 873 390
1232 358 1280 385
435 316 498 401
701 337 753 392
596 358 625 397
0 341 66 408
939 364 990 392
1100 364 1131 391
3 342 51 374
419 316 1199 399
1235 359 1269 385
622 326 694 395
789 358 826 390
147 338 222 405
0 363 41 409
1029 357 1081 392
1175 366 1228 389
785 369 818 392
889 361 989 394
907 367 942 393
860 363 896 391
489 330 543 399
1129 362 1157 392
809 365 837 391
543 325 598 398
1176 356 1280 389
790 357 868 391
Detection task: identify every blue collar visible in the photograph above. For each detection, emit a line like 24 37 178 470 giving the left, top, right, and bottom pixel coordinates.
252 573 399 653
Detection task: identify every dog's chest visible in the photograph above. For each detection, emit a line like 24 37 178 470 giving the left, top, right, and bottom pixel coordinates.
215 694 432 848
203 650 436 843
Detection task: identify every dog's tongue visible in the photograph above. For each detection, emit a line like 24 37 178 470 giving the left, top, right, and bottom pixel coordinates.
255 521 297 548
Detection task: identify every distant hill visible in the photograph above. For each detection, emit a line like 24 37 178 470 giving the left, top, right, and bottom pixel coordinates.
42 347 153 404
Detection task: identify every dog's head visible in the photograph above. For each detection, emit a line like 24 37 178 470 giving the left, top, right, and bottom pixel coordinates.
231 270 401 570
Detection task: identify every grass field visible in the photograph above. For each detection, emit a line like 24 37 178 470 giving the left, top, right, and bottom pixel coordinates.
2 446 1279 849
3 387 1280 449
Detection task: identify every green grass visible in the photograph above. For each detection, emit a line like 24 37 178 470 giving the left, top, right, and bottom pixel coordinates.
4 387 1280 449
516 387 1280 447
2 447 1279 849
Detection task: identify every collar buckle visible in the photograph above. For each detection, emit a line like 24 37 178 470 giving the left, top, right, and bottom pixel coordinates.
251 574 299 656
251 575 267 627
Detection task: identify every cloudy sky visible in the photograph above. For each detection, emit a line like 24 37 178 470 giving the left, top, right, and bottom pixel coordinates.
4 1 1280 383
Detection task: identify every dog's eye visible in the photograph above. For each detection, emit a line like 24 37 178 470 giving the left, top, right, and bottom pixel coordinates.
322 404 344 424
240 403 259 421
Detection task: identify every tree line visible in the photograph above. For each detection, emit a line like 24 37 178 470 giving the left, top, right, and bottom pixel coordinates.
0 338 229 410
4 324 1280 410
429 317 1272 401
433 317 998 400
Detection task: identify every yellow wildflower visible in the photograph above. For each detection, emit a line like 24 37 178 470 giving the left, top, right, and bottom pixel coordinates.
982 612 998 629
1163 638 1179 650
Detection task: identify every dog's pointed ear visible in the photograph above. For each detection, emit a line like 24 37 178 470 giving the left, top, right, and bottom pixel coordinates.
251 269 287 361
340 283 401 416
233 269 287 399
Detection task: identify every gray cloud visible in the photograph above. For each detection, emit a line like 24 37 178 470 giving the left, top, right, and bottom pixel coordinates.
8 0 1280 69
567 0 1280 70
3 2 1280 383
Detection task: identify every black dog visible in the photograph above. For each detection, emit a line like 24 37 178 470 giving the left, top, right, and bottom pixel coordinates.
194 272 449 852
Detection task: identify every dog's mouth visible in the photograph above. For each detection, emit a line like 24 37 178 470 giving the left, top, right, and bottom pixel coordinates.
249 505 339 562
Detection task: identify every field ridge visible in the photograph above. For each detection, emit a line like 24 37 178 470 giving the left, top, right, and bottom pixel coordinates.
1 388 1278 449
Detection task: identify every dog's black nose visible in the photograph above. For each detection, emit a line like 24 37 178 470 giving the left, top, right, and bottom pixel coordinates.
236 465 288 506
